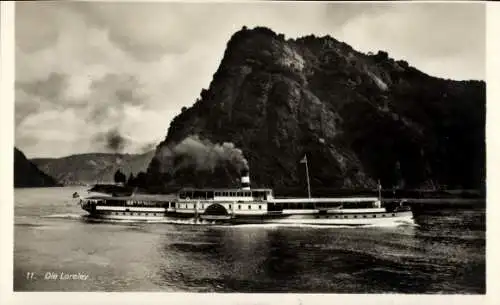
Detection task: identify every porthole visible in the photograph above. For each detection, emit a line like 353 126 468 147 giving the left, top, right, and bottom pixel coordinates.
373 215 376 218
382 214 386 217
363 215 367 218
354 215 357 218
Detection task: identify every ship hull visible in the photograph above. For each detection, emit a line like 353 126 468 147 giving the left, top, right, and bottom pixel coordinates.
227 212 414 226
81 206 414 226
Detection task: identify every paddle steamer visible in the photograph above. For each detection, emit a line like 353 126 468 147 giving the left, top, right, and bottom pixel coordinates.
76 168 414 226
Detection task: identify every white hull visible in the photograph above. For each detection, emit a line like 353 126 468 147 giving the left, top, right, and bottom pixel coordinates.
83 207 414 226
258 214 414 226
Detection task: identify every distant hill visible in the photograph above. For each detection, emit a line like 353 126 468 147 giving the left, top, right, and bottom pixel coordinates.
145 26 485 194
14 147 60 187
31 150 155 185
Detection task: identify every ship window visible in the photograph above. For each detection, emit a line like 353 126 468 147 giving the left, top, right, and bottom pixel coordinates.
344 216 348 218
382 214 386 217
229 204 232 209
248 205 251 210
392 213 396 217
373 215 376 218
259 205 262 210
354 215 357 218
238 205 241 209
363 215 367 218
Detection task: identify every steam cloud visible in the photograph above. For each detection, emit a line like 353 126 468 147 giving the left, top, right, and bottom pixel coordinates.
158 135 249 174
139 141 158 154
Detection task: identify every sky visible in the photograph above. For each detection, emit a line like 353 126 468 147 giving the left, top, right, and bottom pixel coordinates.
14 1 486 159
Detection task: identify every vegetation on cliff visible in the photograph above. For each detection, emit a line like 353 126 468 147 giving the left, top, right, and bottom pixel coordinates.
140 26 485 195
14 147 60 188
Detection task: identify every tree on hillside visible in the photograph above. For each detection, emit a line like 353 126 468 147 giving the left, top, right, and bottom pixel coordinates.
127 173 136 187
114 169 126 185
135 172 148 188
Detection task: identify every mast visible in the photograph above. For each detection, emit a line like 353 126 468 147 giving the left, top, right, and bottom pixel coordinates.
301 154 311 199
377 179 382 208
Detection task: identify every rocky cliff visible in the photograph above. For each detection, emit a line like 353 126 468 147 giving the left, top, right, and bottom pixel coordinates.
14 147 60 187
147 27 485 194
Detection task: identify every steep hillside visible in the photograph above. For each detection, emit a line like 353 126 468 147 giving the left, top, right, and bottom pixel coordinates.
14 147 60 187
32 151 155 185
146 27 485 194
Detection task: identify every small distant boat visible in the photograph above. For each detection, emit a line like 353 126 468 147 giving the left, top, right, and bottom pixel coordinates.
76 162 414 226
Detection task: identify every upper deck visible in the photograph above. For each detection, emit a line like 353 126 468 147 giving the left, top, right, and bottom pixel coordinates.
178 188 274 202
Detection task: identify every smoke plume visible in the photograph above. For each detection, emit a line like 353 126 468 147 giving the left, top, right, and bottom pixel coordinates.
158 135 249 174
93 128 129 153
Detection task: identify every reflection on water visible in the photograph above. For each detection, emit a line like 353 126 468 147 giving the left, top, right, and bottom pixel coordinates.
13 187 485 293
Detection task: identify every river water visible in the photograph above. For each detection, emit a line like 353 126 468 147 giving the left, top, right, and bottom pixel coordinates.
13 187 485 293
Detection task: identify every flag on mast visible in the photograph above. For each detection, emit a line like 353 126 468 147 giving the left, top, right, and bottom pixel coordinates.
300 155 308 163
300 154 311 198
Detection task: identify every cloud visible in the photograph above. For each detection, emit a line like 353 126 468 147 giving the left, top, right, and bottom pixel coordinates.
14 2 485 158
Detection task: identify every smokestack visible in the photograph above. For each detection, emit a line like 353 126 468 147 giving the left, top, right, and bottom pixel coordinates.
241 168 251 190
